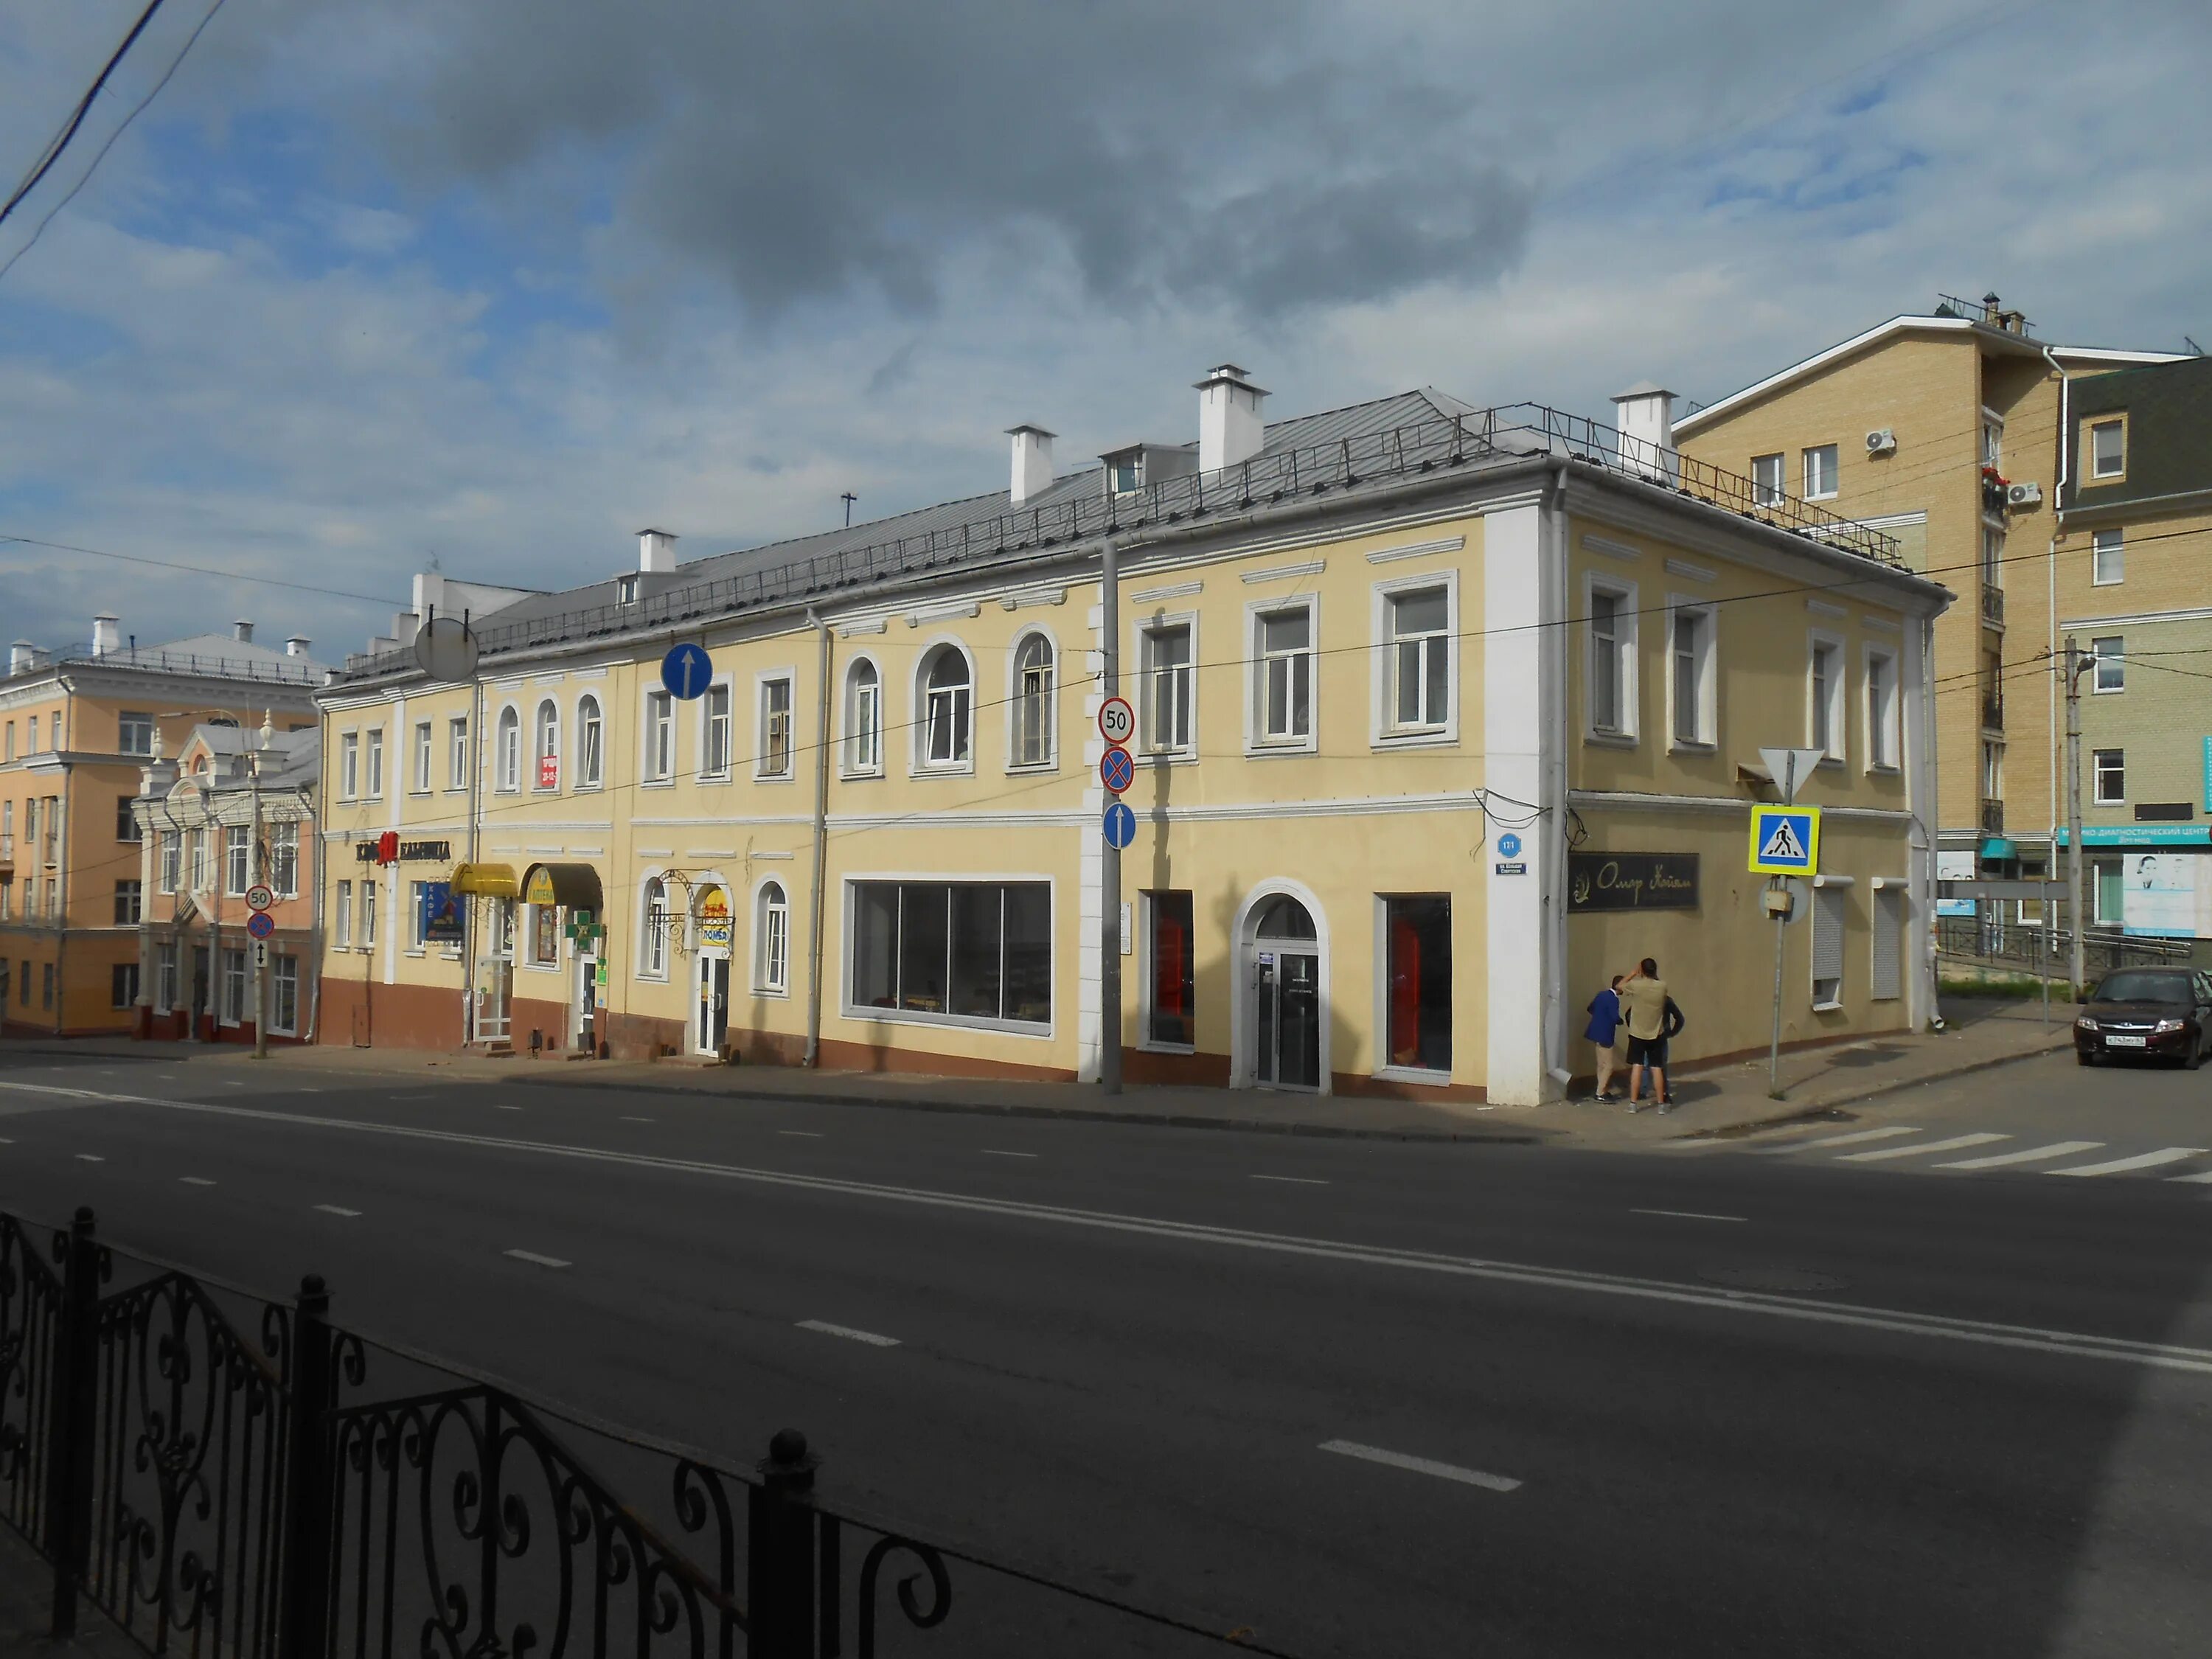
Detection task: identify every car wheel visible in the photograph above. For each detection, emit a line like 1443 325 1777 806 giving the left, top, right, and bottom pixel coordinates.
2192 1040 2208 1072
2078 1050 2097 1067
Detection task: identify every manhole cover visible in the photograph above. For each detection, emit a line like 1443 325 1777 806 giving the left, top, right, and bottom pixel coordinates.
1700 1265 1848 1293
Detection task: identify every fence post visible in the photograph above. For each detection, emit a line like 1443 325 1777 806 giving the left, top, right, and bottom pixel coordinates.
279 1275 337 1659
748 1429 819 1659
44 1206 99 1639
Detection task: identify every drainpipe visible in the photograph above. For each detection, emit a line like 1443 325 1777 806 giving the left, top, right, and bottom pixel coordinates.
2042 345 2070 947
1543 462 1573 1095
804 609 832 1067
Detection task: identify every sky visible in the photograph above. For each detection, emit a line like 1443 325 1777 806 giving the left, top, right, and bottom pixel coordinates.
1 0 2207 663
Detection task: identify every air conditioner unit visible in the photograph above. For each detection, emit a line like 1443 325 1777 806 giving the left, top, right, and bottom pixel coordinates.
1865 428 1896 456
2007 481 2042 507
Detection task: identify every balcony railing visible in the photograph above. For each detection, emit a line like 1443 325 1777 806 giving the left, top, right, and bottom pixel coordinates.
1980 585 2006 627
1980 799 2006 834
335 403 1909 684
1981 693 2005 731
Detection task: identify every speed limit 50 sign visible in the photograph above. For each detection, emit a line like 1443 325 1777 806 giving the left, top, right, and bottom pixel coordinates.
1097 696 1135 745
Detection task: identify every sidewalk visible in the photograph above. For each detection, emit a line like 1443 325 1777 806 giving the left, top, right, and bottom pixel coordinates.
7 997 2072 1150
0 1525 132 1659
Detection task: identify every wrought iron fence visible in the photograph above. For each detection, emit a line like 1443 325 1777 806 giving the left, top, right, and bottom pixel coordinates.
1937 915 2194 984
338 400 1905 683
2 1206 1300 1659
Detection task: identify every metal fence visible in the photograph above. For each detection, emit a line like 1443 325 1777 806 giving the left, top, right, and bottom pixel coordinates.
1 1204 1299 1659
3 644 324 687
338 401 1905 683
1936 915 2196 984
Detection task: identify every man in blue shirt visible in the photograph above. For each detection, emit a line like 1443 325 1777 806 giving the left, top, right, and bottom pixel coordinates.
1585 974 1625 1102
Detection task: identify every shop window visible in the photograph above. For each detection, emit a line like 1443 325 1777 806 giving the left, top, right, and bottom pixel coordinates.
1384 895 1452 1074
849 880 1050 1028
1146 890 1195 1047
2094 858 2123 925
530 903 559 967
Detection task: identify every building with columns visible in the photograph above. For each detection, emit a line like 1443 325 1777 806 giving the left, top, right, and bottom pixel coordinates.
313 369 1947 1103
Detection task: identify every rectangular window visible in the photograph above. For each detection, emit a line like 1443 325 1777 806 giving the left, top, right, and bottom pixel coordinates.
3 722 11 761
1253 605 1313 746
1981 524 2003 591
1803 443 1838 501
1384 895 1453 1074
335 880 353 948
758 890 790 993
271 955 299 1034
578 703 602 787
1588 587 1627 736
118 712 153 756
1865 650 1899 770
225 827 251 896
188 828 207 892
365 729 384 798
1670 606 1715 746
156 942 178 1012
114 880 141 925
448 717 470 789
116 793 139 841
1146 890 1195 1047
2091 529 2124 585
1871 885 1903 1002
847 880 1052 1029
759 678 793 778
2090 418 2126 479
849 670 882 773
701 684 733 778
1141 624 1193 755
1809 638 1843 758
159 831 181 894
111 961 138 1009
1981 419 2003 468
1385 585 1450 734
2092 636 2125 694
1811 885 1846 1009
271 821 298 897
2093 748 2126 804
530 903 557 967
361 880 377 949
410 880 429 950
645 692 675 782
340 733 359 799
1982 740 2003 801
2094 858 2124 925
1751 452 1784 507
413 720 433 792
221 948 247 1025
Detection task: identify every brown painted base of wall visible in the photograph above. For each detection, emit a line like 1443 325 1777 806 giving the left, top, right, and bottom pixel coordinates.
1334 1071 1488 1103
131 1006 308 1046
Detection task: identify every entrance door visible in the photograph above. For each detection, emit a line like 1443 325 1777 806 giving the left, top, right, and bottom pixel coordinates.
574 951 599 1053
1254 950 1321 1088
475 958 512 1043
698 956 730 1055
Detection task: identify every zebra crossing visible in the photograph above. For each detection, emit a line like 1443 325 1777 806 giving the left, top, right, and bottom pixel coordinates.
1674 1123 2212 1182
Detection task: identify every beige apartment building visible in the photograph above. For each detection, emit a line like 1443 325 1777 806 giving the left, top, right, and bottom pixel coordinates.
1674 295 2178 896
315 369 1948 1104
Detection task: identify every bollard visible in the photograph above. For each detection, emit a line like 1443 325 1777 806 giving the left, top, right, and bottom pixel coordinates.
748 1428 820 1659
278 1275 338 1659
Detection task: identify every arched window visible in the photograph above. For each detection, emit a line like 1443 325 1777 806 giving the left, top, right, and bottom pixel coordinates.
495 707 521 792
920 647 971 767
577 695 603 788
756 881 789 993
641 877 668 976
533 700 560 789
1012 633 1054 768
845 660 882 774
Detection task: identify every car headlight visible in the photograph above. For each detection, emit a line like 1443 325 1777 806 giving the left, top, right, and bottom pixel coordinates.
2076 1017 2098 1032
2156 1018 2187 1034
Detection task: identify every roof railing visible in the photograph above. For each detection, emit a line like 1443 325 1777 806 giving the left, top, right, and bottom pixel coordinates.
335 403 1903 682
1 643 324 686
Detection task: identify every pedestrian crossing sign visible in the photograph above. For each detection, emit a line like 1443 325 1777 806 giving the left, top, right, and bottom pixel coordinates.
1748 805 1820 874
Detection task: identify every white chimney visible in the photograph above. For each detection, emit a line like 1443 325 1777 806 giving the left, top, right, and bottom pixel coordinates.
638 527 678 574
9 640 34 675
285 636 310 658
1196 364 1268 475
1611 383 1678 485
91 614 119 656
233 619 255 644
1007 425 1056 507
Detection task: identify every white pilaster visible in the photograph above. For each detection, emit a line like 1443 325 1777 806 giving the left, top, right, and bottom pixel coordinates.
1484 504 1549 1105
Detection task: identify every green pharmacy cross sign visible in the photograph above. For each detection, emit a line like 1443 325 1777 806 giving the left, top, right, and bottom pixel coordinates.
563 908 605 950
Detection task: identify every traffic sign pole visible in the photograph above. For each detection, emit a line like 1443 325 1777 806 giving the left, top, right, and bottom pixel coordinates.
1099 535 1121 1096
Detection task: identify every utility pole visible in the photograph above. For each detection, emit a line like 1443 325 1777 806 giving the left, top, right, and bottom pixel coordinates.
1099 534 1122 1096
2065 635 2087 997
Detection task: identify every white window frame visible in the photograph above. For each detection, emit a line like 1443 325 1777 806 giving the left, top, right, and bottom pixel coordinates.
913 639 977 775
2089 417 2126 480
1980 411 2003 469
575 694 604 789
2090 636 2125 694
2091 528 2124 586
1583 573 1638 745
754 877 790 995
1006 628 1060 771
495 705 521 793
446 716 470 791
225 825 251 897
118 711 154 756
334 880 353 948
2093 747 2126 805
271 820 299 897
1245 597 1318 756
698 678 735 782
159 832 181 894
1806 630 1846 762
639 874 670 980
361 879 377 950
220 947 248 1027
270 954 299 1036
411 720 433 794
1136 613 1198 762
408 879 430 954
838 874 1057 1037
156 940 178 1013
1370 572 1458 747
2093 857 2124 925
841 655 885 778
364 728 384 799
1863 644 1900 773
532 699 560 792
1750 452 1785 507
757 670 796 781
1666 597 1717 751
641 690 675 785
338 731 359 801
1803 443 1839 501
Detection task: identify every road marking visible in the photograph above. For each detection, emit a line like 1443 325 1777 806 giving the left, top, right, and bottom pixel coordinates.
981 1149 1037 1158
621 1116 656 1123
299 1088 321 1093
1782 1126 1924 1152
392 1093 433 1100
1318 1440 1520 1494
1630 1208 1745 1222
798 1320 900 1347
494 1105 523 1112
779 1130 824 1138
1936 1140 2104 1169
18 1079 2212 1377
74 1153 104 1162
1252 1174 1330 1186
504 1249 571 1268
179 1176 216 1186
0 1136 12 1145
223 1081 243 1088
2048 1147 2211 1178
1837 1132 2009 1164
313 1204 361 1217
2165 1169 2212 1184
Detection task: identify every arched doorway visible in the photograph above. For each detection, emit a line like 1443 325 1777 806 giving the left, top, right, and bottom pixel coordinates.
695 885 733 1054
1244 891 1323 1091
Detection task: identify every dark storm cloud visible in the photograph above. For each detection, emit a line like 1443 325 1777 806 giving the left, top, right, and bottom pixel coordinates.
357 0 1532 318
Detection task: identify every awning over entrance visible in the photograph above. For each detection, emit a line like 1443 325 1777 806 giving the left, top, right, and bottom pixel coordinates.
452 862 519 898
1980 838 2016 860
521 862 605 912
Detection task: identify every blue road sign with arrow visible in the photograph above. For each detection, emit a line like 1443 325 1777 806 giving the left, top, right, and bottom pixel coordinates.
1102 801 1137 849
661 642 713 701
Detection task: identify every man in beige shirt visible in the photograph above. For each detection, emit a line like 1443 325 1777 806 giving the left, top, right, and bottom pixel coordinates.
1620 956 1676 1112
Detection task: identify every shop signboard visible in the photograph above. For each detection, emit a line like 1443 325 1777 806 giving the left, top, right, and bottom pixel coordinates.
698 887 734 950
420 881 465 944
1567 852 1700 913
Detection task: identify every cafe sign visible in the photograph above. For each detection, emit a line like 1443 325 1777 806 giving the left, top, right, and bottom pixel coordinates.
356 836 453 865
1568 852 1700 913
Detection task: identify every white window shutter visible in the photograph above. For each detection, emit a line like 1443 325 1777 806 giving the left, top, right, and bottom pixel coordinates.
1812 887 1847 984
1871 888 1902 1001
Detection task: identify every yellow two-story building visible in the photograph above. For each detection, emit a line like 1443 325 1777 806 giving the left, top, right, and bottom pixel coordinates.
316 369 1948 1104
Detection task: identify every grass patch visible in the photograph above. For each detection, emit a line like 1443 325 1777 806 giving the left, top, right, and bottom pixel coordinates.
1940 973 2062 1001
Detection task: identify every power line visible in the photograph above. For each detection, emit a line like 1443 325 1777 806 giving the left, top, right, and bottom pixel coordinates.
0 0 167 231
0 533 397 608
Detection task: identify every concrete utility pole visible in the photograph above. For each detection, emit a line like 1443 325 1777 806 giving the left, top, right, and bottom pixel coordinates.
1099 535 1122 1096
2064 635 2087 996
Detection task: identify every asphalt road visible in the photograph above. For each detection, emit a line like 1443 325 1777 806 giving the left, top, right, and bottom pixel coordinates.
4 1043 2211 1658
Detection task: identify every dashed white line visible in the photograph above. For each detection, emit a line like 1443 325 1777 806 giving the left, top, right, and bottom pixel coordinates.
778 1129 824 1138
1319 1439 1520 1493
2048 1147 2210 1178
797 1319 900 1347
1783 1126 1924 1152
313 1203 361 1217
620 1116 656 1123
222 1081 243 1088
1938 1140 2104 1169
0 1136 13 1145
1251 1174 1331 1186
493 1104 524 1112
1837 1132 2010 1164
504 1249 571 1269
2166 1169 2212 1184
1630 1208 1746 1222
981 1149 1037 1159
74 1153 104 1163
179 1176 216 1186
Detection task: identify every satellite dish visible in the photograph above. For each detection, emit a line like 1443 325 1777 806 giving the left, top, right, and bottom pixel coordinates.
414 615 480 683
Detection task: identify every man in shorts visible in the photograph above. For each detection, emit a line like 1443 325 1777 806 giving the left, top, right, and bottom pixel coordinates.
1620 957 1674 1113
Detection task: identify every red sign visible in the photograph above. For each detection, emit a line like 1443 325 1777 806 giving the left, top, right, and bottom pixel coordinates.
375 830 399 867
1097 697 1135 745
538 754 559 790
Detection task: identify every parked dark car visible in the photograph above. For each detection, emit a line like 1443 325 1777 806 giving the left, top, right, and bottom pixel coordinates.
2075 968 2212 1067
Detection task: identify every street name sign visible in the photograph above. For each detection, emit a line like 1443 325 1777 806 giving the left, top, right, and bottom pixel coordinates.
1748 805 1820 875
1098 697 1135 745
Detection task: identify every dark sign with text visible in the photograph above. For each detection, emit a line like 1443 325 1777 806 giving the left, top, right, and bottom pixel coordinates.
1568 852 1700 913
356 838 453 864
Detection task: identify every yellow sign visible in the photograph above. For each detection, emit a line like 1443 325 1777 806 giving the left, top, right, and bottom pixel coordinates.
452 863 518 899
1747 805 1820 876
525 866 557 907
698 887 733 949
